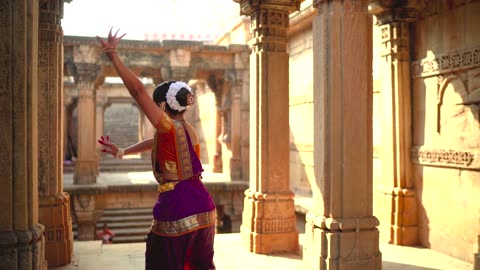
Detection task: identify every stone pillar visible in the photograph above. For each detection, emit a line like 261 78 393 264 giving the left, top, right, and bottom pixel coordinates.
240 61 250 181
370 2 419 246
63 96 73 161
73 62 99 185
476 225 480 270
303 1 381 269
0 1 47 269
227 71 243 180
207 74 224 173
234 0 300 254
37 0 73 266
95 95 108 162
71 49 100 240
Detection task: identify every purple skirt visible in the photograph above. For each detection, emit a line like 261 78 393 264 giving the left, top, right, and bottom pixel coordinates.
150 177 216 237
146 178 216 269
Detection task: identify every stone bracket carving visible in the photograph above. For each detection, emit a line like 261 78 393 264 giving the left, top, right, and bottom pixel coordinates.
412 46 480 78
411 147 478 169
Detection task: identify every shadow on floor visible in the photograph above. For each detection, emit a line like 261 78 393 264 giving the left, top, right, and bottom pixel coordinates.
383 261 442 270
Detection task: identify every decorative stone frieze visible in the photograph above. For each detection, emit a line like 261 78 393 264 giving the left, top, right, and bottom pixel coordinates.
411 147 479 169
412 46 480 78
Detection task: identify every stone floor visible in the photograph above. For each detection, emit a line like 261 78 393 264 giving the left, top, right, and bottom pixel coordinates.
61 168 474 269
52 233 472 270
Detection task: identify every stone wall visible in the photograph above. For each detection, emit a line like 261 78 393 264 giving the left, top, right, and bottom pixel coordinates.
284 1 480 264
288 27 314 198
103 103 140 149
409 2 480 263
66 180 247 234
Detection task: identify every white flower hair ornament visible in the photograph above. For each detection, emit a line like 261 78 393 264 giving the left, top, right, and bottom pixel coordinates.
165 81 193 112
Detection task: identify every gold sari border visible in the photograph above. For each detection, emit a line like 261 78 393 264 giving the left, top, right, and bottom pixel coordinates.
149 210 216 237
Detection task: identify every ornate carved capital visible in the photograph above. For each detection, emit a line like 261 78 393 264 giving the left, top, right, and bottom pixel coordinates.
207 74 224 106
374 7 419 25
96 95 109 109
234 0 302 16
251 8 290 52
73 44 100 64
234 0 302 52
74 63 100 84
370 0 421 25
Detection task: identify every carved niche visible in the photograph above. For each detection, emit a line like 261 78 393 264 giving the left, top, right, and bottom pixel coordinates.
436 72 480 150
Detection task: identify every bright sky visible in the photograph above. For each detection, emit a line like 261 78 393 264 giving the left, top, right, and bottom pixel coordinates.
62 0 242 41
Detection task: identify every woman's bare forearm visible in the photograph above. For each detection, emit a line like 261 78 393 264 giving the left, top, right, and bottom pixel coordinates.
124 138 154 156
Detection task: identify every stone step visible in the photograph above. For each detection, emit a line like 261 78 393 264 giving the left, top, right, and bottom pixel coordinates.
73 208 153 243
63 159 152 173
112 235 147 244
98 214 152 223
107 227 150 236
102 208 152 217
100 159 151 172
98 221 152 229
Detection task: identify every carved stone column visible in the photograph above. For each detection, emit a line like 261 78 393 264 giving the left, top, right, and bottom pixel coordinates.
303 1 381 269
233 0 300 254
73 62 100 185
226 70 243 180
72 55 100 240
0 1 47 269
63 96 73 161
37 0 73 266
207 74 224 173
370 1 419 246
95 95 108 162
476 223 480 270
240 61 250 181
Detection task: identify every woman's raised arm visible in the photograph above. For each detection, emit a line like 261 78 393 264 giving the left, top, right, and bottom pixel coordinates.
97 28 164 128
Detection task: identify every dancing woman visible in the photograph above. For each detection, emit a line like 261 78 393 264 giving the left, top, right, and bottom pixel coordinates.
97 29 216 270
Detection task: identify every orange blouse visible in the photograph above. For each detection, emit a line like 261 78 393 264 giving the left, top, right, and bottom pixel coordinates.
151 113 200 183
